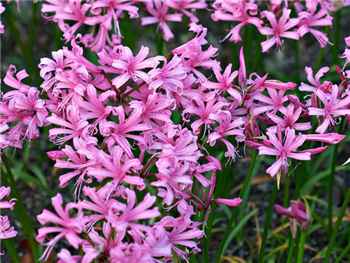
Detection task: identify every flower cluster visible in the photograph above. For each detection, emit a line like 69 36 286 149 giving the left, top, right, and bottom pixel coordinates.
212 0 341 51
0 0 350 261
41 0 350 53
0 186 17 242
0 66 48 149
41 0 207 51
28 25 248 261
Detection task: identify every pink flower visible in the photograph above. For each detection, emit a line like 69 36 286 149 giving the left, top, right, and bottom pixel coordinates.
36 194 85 261
202 63 242 103
304 133 345 144
50 140 97 193
0 187 15 210
183 93 228 134
77 84 116 123
208 111 245 159
211 0 262 43
3 65 31 93
148 55 187 93
345 36 350 46
141 0 182 41
297 9 332 47
112 46 162 88
42 0 95 41
151 128 202 163
172 27 218 79
309 85 350 133
81 223 119 262
0 186 17 241
48 104 90 144
107 188 160 232
275 200 310 237
160 201 203 260
258 128 311 178
267 104 311 132
1 66 48 147
152 159 193 205
87 146 144 190
165 0 207 22
299 66 330 93
0 3 5 34
0 216 17 240
79 186 118 226
342 36 350 64
129 92 173 126
100 106 151 157
260 9 299 52
57 249 81 263
251 87 288 116
215 197 242 207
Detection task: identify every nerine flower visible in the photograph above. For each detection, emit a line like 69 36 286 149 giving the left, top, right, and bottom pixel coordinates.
251 87 288 116
112 46 162 88
36 194 85 260
211 0 262 43
87 146 144 190
141 0 182 41
202 63 242 103
0 187 15 210
208 111 245 159
297 8 333 47
259 9 299 52
0 216 17 240
165 0 207 22
0 3 5 34
0 186 17 241
275 200 310 237
267 104 312 132
258 128 311 178
309 85 350 133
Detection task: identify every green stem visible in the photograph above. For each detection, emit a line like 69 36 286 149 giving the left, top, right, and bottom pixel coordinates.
296 230 306 263
156 33 165 55
203 207 215 263
326 189 350 261
327 144 338 238
238 151 258 216
283 174 290 206
293 41 301 84
286 232 295 263
2 238 20 263
214 151 259 262
236 151 259 240
258 184 278 262
331 11 342 66
335 240 350 263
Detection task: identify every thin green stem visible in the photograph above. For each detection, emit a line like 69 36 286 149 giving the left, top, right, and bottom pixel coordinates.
327 144 338 238
326 189 350 261
238 151 258 217
331 11 342 66
286 232 294 263
283 174 290 206
296 230 306 263
335 240 350 263
214 151 259 262
236 151 260 240
203 207 215 263
156 33 165 55
258 184 278 262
